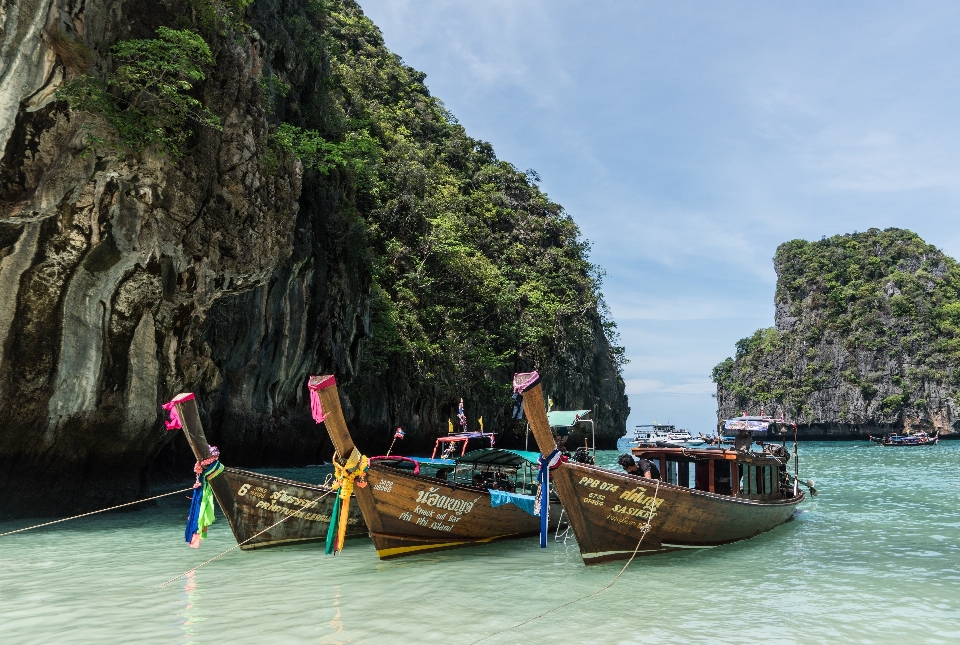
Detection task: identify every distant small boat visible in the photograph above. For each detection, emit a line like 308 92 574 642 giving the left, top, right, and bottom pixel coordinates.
632 424 705 447
869 431 939 446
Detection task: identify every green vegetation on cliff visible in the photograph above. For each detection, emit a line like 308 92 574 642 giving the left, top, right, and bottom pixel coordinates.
713 228 960 431
271 1 625 404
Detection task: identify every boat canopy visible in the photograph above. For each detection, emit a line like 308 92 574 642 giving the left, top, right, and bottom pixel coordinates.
547 410 591 428
457 448 541 468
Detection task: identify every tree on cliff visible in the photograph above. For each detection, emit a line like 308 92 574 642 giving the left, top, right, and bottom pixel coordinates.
713 228 960 434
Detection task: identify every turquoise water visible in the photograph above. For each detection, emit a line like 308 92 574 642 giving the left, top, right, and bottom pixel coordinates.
2 442 959 644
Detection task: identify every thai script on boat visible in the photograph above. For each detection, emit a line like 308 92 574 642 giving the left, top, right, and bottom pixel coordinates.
373 478 394 493
618 486 665 510
415 487 479 515
577 476 620 492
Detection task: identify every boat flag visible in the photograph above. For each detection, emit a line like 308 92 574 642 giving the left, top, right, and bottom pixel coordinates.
548 397 553 412
448 418 454 434
478 417 483 432
386 427 404 456
458 398 467 430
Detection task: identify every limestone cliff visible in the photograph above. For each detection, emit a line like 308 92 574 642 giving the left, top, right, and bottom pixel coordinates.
0 0 627 518
713 228 960 438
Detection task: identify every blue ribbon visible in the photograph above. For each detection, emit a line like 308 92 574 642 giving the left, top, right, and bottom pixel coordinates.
537 449 560 548
184 460 222 544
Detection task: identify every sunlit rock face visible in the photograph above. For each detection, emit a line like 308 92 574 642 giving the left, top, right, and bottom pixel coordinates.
714 228 960 439
0 0 626 518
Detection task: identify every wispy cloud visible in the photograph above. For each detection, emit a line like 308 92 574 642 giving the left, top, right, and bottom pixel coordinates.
361 0 960 433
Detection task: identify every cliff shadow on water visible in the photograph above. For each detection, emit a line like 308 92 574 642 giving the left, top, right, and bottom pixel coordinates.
0 0 627 518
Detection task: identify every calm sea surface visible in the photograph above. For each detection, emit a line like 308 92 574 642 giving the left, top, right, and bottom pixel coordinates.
2 441 959 644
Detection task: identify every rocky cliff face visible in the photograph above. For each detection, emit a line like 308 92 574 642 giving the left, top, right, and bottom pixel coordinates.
0 0 627 518
713 228 960 438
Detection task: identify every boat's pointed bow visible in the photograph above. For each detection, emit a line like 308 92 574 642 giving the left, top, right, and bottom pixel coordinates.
306 374 356 457
513 371 541 394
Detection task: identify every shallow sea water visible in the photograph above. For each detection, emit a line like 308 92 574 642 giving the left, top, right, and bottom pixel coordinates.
2 441 959 645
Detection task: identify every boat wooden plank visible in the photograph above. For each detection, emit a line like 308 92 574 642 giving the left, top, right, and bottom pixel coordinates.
173 394 365 550
310 374 562 559
519 374 804 564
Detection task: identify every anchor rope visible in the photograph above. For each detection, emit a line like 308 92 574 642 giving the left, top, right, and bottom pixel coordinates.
0 487 194 538
159 488 334 587
468 478 661 645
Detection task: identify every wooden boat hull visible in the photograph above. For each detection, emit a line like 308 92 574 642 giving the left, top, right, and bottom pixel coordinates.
516 372 804 565
172 394 366 550
210 467 366 550
309 374 563 560
549 461 803 564
361 465 562 559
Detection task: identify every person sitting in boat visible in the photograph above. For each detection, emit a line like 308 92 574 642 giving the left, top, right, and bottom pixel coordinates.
617 454 660 479
734 429 752 452
573 446 595 465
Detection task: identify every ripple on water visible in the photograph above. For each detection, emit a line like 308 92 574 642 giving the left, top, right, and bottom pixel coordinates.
2 443 960 644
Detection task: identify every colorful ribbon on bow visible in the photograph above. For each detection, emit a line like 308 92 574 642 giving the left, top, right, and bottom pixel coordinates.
325 447 369 554
536 448 563 547
185 448 223 548
162 393 196 430
307 375 336 423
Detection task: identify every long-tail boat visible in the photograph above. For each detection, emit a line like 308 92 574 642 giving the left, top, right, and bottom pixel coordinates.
308 375 562 559
869 430 939 446
517 372 805 564
166 393 365 549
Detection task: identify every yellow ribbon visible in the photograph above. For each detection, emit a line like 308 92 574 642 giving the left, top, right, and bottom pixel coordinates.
330 447 369 552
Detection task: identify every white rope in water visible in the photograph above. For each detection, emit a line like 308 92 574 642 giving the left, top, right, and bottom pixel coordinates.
468 479 661 645
159 488 334 587
0 488 195 538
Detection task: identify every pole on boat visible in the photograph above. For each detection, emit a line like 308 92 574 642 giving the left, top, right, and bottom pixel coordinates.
515 373 558 548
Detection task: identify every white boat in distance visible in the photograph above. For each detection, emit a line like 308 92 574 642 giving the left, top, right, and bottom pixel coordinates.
632 424 706 447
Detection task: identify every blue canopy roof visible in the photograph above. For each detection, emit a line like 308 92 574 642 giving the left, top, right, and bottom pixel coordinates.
457 448 541 467
547 410 591 428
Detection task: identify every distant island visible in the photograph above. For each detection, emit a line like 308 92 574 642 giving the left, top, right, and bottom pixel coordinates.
713 228 960 438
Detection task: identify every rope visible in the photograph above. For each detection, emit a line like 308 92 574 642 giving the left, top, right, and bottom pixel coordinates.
0 488 194 538
468 479 661 645
159 488 334 587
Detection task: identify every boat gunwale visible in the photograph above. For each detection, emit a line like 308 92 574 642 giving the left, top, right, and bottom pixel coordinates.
221 466 335 494
558 460 805 507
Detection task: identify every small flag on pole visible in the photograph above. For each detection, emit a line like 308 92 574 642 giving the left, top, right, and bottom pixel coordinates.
478 416 483 432
448 418 454 434
458 398 467 430
394 427 405 440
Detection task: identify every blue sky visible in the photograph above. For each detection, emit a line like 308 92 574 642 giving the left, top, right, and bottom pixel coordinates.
360 0 960 434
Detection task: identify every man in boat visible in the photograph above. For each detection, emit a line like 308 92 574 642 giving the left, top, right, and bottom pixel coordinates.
734 429 752 452
617 454 660 479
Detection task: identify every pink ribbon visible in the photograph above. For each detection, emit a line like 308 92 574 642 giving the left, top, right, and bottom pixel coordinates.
512 371 540 394
162 393 196 430
306 375 336 423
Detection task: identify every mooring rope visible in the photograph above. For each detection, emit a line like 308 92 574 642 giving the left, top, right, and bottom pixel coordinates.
0 487 195 538
467 479 661 645
159 488 334 587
